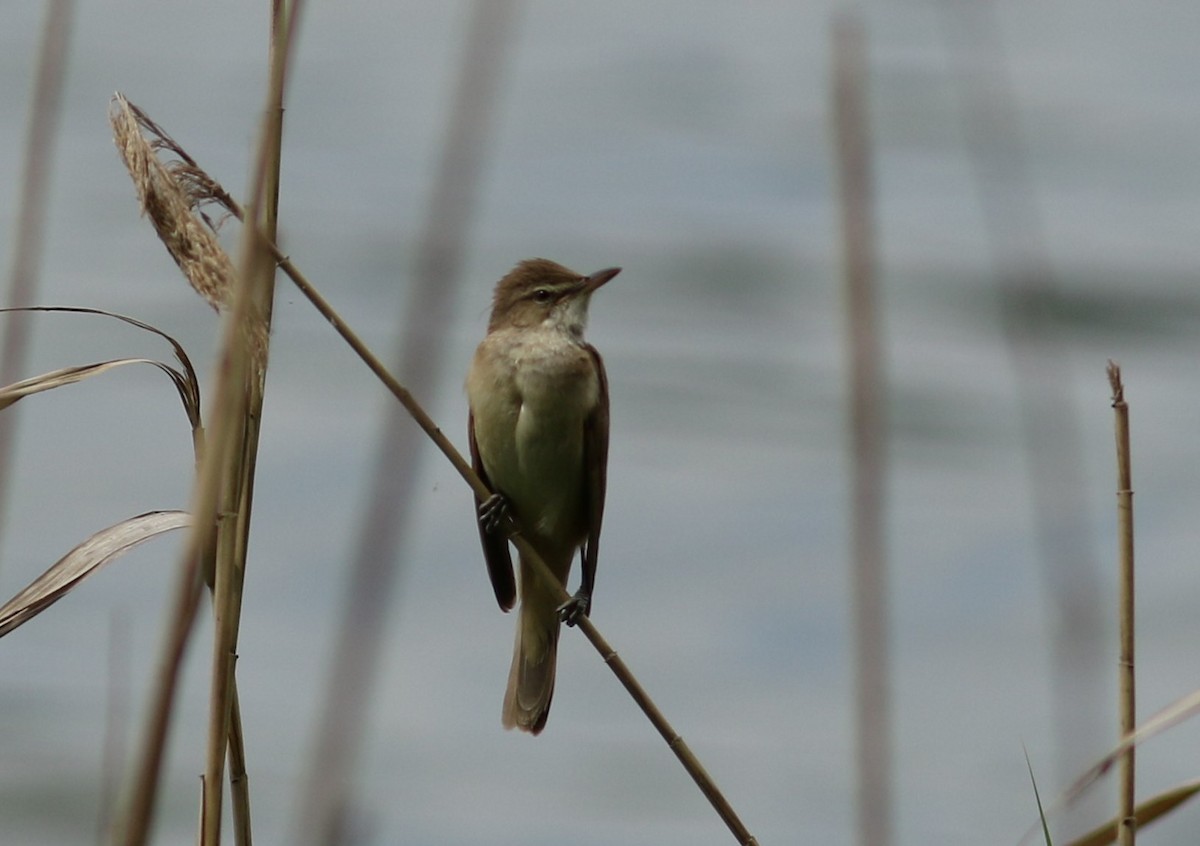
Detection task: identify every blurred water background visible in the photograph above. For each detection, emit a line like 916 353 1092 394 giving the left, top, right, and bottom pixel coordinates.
2 2 1199 844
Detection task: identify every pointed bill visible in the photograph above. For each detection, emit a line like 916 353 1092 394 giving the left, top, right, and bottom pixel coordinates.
583 266 621 293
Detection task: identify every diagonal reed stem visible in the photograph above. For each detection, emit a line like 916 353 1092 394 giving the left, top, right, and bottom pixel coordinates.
267 247 759 845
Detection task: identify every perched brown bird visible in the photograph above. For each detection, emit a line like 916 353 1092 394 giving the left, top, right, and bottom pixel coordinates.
466 258 618 734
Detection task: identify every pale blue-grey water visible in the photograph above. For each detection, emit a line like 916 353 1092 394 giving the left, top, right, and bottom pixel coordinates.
2 2 1200 844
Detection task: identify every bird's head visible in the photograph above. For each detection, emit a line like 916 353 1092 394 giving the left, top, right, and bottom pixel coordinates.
487 258 620 337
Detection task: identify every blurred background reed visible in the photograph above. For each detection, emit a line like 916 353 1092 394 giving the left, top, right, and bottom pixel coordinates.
1 2 1199 844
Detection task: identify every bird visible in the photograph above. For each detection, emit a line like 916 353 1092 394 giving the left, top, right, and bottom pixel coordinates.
466 258 618 734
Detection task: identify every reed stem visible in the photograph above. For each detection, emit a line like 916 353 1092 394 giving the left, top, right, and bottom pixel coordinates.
1108 361 1135 846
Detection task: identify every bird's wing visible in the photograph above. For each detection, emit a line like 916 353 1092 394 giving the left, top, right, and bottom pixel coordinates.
580 344 610 605
469 409 516 611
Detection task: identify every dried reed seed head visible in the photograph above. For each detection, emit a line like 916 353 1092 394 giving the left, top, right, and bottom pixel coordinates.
169 163 240 228
110 93 234 312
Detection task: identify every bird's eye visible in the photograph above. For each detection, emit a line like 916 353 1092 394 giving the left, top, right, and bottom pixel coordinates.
532 289 552 303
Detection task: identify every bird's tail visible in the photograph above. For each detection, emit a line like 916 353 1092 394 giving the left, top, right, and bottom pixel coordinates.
502 565 563 734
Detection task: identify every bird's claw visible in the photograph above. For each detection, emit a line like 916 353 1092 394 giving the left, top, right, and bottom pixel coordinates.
478 493 511 535
557 592 590 627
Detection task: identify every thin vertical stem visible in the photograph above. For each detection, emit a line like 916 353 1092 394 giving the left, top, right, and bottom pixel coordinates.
201 1 299 843
97 611 130 845
832 14 891 846
0 0 76 568
228 675 252 846
1108 361 1135 846
291 2 520 842
116 535 209 846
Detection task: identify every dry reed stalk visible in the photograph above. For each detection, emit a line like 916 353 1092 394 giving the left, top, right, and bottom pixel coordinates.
202 4 302 845
1108 361 1135 846
832 14 892 846
98 612 131 844
0 0 76 573
117 526 210 846
105 96 244 845
1017 369 1200 843
228 675 252 845
114 4 305 844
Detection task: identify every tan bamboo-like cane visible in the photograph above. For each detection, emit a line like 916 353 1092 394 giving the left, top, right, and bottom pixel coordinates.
1108 361 1135 846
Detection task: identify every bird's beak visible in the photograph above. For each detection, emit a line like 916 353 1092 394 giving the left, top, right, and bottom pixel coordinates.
583 266 622 293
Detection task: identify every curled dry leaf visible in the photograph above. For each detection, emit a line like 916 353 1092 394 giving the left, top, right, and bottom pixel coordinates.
0 357 181 410
0 306 202 433
0 510 191 638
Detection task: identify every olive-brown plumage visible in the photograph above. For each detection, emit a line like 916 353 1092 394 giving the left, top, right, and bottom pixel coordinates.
466 258 617 734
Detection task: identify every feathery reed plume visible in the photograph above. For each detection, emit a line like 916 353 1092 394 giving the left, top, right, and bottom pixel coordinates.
109 93 271 365
109 93 234 312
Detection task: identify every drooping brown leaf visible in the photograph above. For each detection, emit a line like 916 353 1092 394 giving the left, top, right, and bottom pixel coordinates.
0 510 191 637
0 358 176 409
0 306 202 431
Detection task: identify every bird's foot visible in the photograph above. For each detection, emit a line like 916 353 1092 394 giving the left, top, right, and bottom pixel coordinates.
557 591 590 627
477 493 511 535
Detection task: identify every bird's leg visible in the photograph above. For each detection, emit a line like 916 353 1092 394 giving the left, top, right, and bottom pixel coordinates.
557 590 589 626
477 493 512 535
557 546 596 627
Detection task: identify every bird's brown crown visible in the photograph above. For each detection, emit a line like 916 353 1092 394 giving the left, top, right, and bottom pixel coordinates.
487 258 588 332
